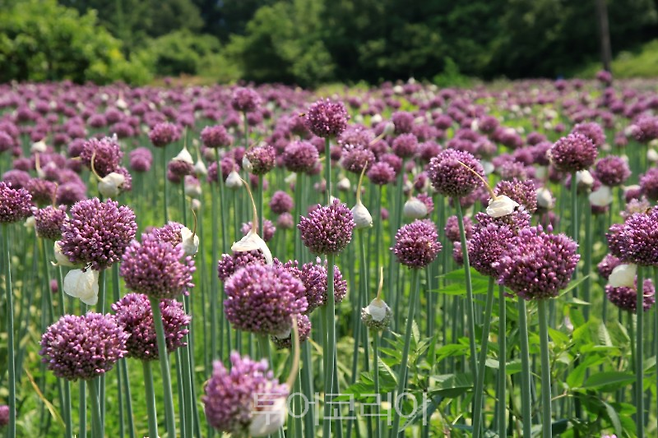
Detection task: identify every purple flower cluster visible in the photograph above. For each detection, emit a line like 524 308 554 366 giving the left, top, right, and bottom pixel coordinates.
605 279 655 313
272 314 312 350
549 133 597 173
203 352 288 435
606 209 658 266
594 156 630 187
244 145 276 175
34 205 67 240
27 178 57 206
0 181 32 223
59 198 136 270
241 220 276 242
217 250 267 282
495 227 579 300
494 179 537 213
79 136 123 177
112 293 191 361
298 199 355 255
149 122 181 148
231 87 261 113
201 125 233 148
121 230 195 299
367 162 396 185
224 263 307 336
391 219 442 269
129 147 153 173
305 99 349 138
39 312 129 381
283 141 319 174
597 254 621 280
270 191 294 214
428 149 484 198
282 259 347 313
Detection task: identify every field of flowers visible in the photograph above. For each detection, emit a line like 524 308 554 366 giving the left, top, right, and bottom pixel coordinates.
0 74 657 438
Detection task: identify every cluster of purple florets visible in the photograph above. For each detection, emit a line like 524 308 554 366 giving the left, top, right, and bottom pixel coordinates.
79 136 123 177
606 279 655 313
244 145 276 175
606 208 658 266
304 99 349 138
33 205 67 240
428 149 484 198
549 133 597 173
149 122 181 148
391 219 442 269
298 199 355 255
59 198 137 270
0 182 32 223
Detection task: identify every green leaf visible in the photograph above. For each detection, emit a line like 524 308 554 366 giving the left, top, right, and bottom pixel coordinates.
566 355 605 389
434 343 469 363
581 372 635 391
428 373 473 398
602 401 623 437
558 275 590 298
548 327 570 345
597 321 613 347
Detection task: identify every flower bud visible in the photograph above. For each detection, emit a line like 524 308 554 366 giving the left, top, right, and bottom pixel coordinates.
589 185 613 207
576 170 594 187
31 140 47 153
63 268 99 306
249 397 287 437
225 170 242 189
351 202 373 229
361 297 392 331
54 241 77 267
536 187 554 209
403 197 428 219
184 176 202 198
194 159 208 176
337 177 351 192
98 172 126 198
173 146 194 165
181 226 199 256
609 263 637 288
486 195 519 218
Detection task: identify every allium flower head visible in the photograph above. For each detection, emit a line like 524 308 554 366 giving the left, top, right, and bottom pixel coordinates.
391 219 442 269
231 88 262 113
0 405 8 427
428 149 484 198
129 147 153 173
606 279 655 313
595 156 630 187
217 250 267 282
39 312 129 381
495 227 579 300
241 220 276 243
392 133 419 158
640 168 658 201
469 219 518 278
34 205 67 240
121 231 195 299
549 133 597 173
272 314 311 350
0 181 32 223
607 209 658 266
367 162 396 185
341 145 375 174
149 122 181 148
27 178 57 206
112 293 191 361
361 297 392 331
305 99 349 138
59 198 136 270
79 136 123 177
282 141 319 174
391 111 414 134
298 199 355 255
243 145 276 175
201 125 233 148
224 264 307 336
282 258 347 313
270 191 294 214
494 179 537 214
444 214 473 243
203 352 289 435
598 254 622 280
571 122 606 148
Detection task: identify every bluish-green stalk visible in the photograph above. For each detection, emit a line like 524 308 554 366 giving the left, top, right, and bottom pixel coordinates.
636 266 645 438
497 284 507 438
472 277 495 438
518 298 532 437
323 253 337 438
89 379 103 438
538 299 552 438
149 296 177 438
389 268 420 438
3 224 16 438
143 361 158 438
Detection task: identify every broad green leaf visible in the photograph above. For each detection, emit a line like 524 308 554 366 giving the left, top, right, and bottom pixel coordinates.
602 401 623 437
566 355 605 389
428 373 473 398
548 327 570 345
597 321 613 347
581 371 635 391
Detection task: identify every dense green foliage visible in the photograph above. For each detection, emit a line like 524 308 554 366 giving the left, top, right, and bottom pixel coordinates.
2 0 658 85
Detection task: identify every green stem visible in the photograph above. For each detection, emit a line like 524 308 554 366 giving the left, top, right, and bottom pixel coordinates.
210 179 219 361
518 298 532 437
181 296 194 438
455 201 478 377
583 194 592 320
149 297 177 438
636 265 645 438
372 331 382 438
142 361 159 438
89 379 103 438
113 263 135 438
163 147 169 222
258 175 264 236
473 277 495 438
389 268 420 438
497 285 507 438
325 138 332 204
79 379 87 438
2 224 16 438
538 300 552 438
301 342 315 437
323 253 337 438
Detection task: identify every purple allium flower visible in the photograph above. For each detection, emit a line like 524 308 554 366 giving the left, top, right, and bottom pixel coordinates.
203 352 289 435
2 169 31 189
392 133 418 159
39 312 129 381
495 227 579 300
282 140 319 174
596 70 613 85
477 115 499 134
380 153 403 175
594 156 630 187
121 231 195 299
59 198 136 270
444 214 473 243
34 205 67 240
598 254 621 280
338 125 374 148
167 159 195 183
241 220 276 243
630 116 658 143
217 250 267 282
298 199 355 255
272 314 311 350
0 182 32 223
622 198 651 220
341 145 375 174
27 178 57 206
469 219 518 278
282 258 347 313
224 264 307 336
428 149 484 198
391 111 414 134
112 293 191 361
149 122 181 148
494 179 538 214
0 405 8 427
201 125 233 149
231 88 262 113
571 122 606 148
391 219 442 269
270 191 294 215
367 162 396 185
608 209 658 266
452 242 465 266
548 133 597 173
277 212 294 230
305 99 349 138
640 168 658 201
606 279 655 313
129 147 153 173
243 145 276 175
79 136 123 177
